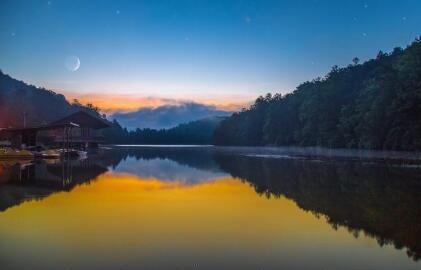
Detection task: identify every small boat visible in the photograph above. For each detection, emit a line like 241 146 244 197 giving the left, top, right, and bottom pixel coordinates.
58 149 88 159
39 149 61 159
0 148 34 159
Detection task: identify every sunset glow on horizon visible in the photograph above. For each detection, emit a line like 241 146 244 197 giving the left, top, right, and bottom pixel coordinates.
63 91 254 113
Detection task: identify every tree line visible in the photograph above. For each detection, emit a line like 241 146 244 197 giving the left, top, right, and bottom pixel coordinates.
214 38 421 151
103 116 224 145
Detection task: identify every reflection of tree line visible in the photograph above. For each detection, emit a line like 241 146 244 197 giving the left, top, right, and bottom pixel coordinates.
0 147 220 212
214 154 421 261
1 147 420 262
114 147 421 261
106 147 221 172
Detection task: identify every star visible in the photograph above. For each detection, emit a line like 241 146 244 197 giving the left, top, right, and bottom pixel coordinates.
362 32 367 37
402 16 407 21
47 1 52 5
116 10 120 15
245 16 251 23
364 3 368 8
11 32 15 37
184 37 190 41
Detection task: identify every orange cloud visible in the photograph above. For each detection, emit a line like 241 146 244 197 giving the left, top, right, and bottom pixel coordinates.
64 92 179 113
63 92 253 114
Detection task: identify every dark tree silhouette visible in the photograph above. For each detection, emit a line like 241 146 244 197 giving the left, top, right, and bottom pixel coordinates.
214 38 421 150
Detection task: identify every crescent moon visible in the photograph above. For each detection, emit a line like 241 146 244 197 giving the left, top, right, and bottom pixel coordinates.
65 56 81 71
74 57 80 71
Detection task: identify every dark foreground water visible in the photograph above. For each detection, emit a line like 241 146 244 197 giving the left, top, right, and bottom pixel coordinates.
0 146 420 270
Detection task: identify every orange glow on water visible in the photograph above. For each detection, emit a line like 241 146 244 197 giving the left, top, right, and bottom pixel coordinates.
0 172 416 269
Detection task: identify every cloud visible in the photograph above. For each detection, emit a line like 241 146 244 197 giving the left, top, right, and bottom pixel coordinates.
62 92 252 114
111 102 232 130
63 92 181 114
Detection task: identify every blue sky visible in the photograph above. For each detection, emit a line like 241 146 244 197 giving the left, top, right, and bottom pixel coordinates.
1 0 420 111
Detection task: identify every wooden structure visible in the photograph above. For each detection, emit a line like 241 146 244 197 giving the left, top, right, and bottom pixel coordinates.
0 111 110 149
50 111 111 148
0 123 79 149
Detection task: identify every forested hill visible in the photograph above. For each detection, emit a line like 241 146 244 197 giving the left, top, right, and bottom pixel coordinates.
214 38 421 151
104 116 226 145
0 70 102 127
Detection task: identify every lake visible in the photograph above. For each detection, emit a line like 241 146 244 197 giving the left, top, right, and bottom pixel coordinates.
0 146 420 270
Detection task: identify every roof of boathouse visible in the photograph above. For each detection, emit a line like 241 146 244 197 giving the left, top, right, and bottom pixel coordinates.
51 111 111 129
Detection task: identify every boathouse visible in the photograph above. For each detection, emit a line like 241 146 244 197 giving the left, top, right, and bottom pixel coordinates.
0 111 111 149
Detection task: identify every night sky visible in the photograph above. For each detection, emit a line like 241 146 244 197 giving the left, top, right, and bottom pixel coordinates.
1 0 420 111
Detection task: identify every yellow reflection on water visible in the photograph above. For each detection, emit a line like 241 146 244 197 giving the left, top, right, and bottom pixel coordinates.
0 172 417 270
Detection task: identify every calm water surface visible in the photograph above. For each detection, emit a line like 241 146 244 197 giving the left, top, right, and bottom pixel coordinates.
0 146 420 270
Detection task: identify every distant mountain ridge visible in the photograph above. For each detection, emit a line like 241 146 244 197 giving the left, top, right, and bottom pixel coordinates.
111 102 232 130
103 115 227 144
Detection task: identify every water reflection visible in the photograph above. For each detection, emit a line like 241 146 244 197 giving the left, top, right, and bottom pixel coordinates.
215 153 421 262
0 146 225 212
0 146 420 269
0 158 108 212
